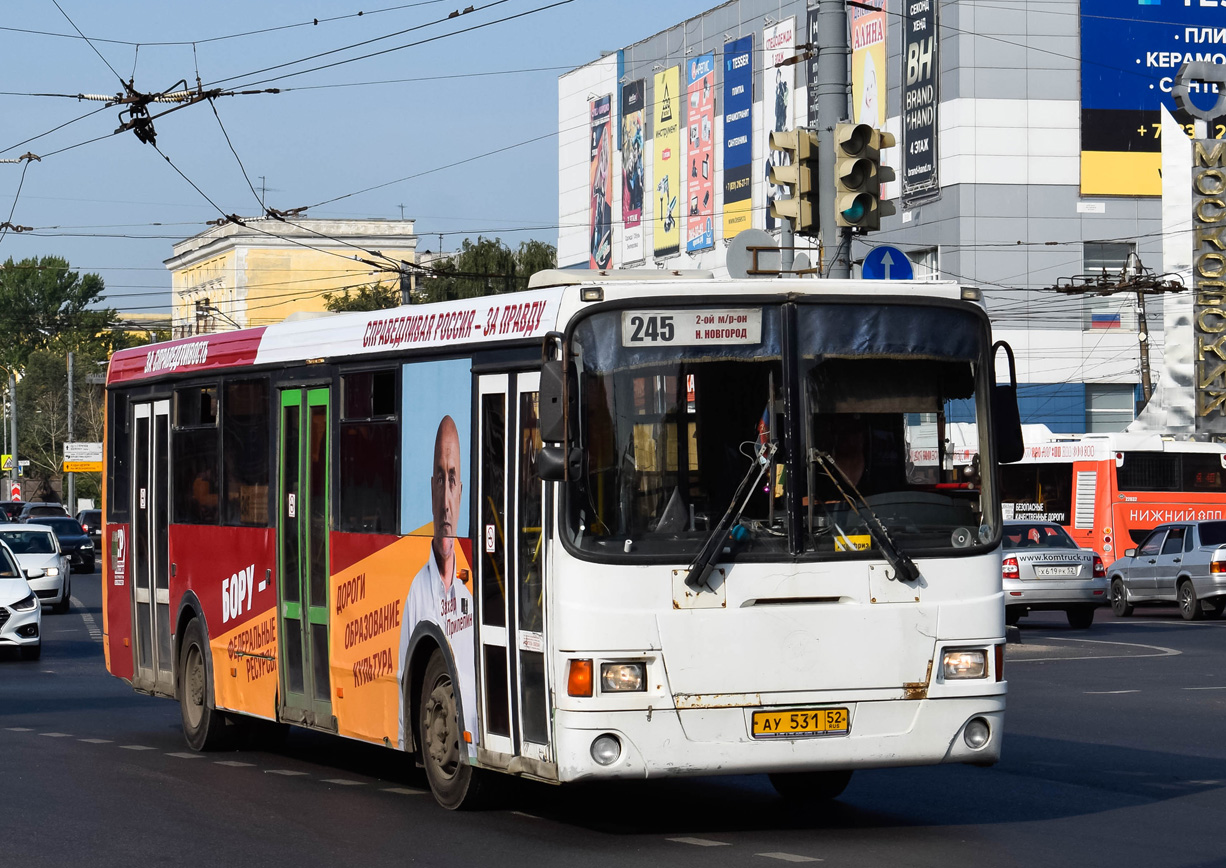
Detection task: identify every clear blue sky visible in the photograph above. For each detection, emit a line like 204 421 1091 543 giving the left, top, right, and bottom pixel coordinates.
0 0 713 318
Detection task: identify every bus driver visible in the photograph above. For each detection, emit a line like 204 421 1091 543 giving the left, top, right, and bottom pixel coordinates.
397 415 479 752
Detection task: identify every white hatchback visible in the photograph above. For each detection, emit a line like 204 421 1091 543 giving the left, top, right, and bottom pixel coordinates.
0 525 71 614
0 539 42 659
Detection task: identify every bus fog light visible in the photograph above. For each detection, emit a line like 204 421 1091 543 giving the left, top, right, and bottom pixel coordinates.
943 649 986 679
590 734 621 765
963 717 991 749
600 662 645 692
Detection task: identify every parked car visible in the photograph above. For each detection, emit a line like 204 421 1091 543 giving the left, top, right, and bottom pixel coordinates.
38 516 95 573
0 502 24 521
76 508 101 542
0 525 70 614
1108 520 1226 620
17 502 69 522
0 540 40 660
1003 520 1108 628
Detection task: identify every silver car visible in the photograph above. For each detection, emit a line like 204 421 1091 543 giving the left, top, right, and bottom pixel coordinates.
1108 521 1226 621
1003 520 1107 628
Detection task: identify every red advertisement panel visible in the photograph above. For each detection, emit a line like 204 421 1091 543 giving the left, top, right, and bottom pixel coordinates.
107 328 267 385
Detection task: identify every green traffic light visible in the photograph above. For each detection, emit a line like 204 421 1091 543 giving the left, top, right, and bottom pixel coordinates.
841 199 866 222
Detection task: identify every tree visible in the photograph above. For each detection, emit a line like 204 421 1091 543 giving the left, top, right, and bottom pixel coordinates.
416 237 557 304
0 256 120 501
323 280 401 312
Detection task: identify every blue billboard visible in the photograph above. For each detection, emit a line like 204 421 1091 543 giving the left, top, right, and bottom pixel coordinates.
722 35 754 240
1081 0 1226 195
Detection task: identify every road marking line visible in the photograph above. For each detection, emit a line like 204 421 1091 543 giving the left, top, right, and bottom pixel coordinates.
1190 780 1222 785
120 745 156 751
167 752 203 759
78 738 112 744
6 727 34 731
215 760 256 767
1104 770 1152 776
1183 686 1226 690
1085 690 1140 694
510 810 541 818
73 597 103 643
321 778 365 786
668 838 730 847
383 787 427 795
757 853 822 863
266 769 308 776
1012 636 1181 664
39 732 73 737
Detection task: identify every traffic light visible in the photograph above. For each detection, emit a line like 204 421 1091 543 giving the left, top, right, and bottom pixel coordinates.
834 123 897 232
768 129 819 235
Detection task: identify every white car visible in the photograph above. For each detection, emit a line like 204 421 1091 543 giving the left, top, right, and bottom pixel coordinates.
0 525 71 614
0 539 41 660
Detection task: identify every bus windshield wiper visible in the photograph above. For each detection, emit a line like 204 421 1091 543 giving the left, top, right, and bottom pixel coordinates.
684 438 777 590
811 447 920 583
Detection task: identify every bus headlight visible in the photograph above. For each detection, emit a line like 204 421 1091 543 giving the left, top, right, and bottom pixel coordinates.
942 649 987 679
590 734 622 765
600 662 646 692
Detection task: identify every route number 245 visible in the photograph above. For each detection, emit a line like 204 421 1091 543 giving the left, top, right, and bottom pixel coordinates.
627 314 675 343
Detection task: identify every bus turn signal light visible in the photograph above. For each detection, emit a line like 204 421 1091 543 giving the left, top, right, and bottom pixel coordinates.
568 659 593 696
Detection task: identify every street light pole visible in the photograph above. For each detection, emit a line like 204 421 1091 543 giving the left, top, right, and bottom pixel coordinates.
66 350 74 512
8 370 15 498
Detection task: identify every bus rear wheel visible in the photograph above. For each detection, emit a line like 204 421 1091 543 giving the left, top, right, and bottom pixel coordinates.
769 769 854 801
418 648 489 810
179 618 234 751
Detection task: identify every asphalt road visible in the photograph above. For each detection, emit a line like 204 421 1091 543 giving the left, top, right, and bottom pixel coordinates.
3 572 1226 868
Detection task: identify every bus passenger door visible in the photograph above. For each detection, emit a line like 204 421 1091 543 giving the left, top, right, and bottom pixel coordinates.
277 387 334 728
513 372 551 761
131 399 172 694
476 373 553 765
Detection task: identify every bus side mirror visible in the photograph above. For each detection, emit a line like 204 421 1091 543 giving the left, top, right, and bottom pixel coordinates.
540 359 566 443
992 341 1024 464
538 445 581 481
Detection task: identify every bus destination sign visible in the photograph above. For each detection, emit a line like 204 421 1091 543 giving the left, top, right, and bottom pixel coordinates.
621 308 762 347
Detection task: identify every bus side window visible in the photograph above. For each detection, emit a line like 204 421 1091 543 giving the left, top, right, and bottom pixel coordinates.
339 370 398 533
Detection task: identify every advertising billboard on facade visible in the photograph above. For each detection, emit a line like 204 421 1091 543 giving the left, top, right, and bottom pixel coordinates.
588 94 612 269
723 35 754 241
1081 0 1226 196
686 53 716 253
902 0 939 205
653 66 681 258
851 0 887 127
763 18 796 233
621 79 645 264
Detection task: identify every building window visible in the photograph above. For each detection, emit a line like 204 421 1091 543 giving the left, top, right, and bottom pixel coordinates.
1085 384 1135 433
1082 242 1137 330
910 247 939 280
339 370 398 533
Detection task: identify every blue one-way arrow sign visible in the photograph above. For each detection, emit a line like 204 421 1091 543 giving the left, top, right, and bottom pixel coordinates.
862 245 914 281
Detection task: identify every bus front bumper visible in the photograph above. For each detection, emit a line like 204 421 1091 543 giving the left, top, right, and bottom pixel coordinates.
553 696 1005 783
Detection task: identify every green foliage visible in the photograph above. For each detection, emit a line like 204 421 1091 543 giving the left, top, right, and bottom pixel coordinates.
323 281 402 312
416 237 556 303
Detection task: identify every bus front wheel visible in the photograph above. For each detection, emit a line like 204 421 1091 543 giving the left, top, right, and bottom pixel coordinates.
418 647 490 810
769 769 854 801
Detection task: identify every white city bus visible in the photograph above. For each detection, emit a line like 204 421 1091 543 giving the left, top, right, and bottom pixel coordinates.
103 271 1013 808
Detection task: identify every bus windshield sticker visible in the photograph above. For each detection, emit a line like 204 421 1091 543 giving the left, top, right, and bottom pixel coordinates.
621 309 762 347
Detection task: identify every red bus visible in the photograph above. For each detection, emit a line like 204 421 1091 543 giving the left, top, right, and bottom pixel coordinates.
997 433 1226 564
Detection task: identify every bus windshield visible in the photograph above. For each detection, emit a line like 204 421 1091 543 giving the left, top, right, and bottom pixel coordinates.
566 301 996 560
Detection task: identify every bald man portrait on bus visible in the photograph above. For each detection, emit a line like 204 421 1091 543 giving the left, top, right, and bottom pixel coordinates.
397 414 478 752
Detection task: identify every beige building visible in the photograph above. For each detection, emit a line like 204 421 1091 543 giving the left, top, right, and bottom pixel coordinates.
165 218 417 337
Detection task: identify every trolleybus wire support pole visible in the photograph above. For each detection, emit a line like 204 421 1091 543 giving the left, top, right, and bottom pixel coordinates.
816 0 852 279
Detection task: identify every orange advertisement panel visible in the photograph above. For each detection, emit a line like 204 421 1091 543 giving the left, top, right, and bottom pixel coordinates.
329 529 473 744
211 606 279 719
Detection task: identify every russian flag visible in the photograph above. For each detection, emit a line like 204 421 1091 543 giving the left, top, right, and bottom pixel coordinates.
1091 313 1121 329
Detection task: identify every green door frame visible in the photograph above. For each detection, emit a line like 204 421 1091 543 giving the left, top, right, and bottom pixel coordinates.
277 386 333 728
